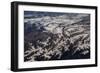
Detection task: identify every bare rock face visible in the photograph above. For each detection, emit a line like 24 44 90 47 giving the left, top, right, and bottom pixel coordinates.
24 11 90 62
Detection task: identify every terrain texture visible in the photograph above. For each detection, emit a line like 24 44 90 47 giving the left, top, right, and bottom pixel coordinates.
24 11 90 62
